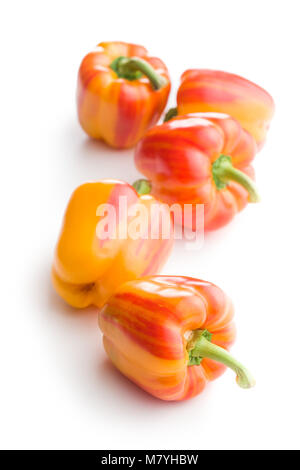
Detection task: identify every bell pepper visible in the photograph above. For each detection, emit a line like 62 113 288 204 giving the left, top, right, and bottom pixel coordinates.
165 69 275 150
77 41 171 149
99 275 255 401
135 113 260 231
52 180 173 309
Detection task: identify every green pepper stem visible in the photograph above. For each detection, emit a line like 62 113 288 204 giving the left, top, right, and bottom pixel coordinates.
110 56 166 90
164 107 178 122
132 179 152 195
187 330 255 389
212 155 260 203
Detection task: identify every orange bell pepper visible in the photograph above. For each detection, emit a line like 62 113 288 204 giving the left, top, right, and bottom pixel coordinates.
99 276 255 401
52 180 173 309
165 69 274 150
77 41 171 149
135 113 259 231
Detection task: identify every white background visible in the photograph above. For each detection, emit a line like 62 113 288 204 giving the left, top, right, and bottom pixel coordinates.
1 0 299 450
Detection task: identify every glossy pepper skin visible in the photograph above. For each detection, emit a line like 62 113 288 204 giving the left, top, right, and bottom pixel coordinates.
52 180 173 309
135 113 259 231
169 69 274 150
77 41 171 149
99 276 255 401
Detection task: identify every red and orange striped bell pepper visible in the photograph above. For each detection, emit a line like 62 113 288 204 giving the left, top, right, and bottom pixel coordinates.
77 41 170 149
165 69 274 150
99 275 255 401
135 113 259 231
52 180 173 308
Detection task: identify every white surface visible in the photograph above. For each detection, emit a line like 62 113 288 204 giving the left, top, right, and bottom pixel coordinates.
1 0 300 450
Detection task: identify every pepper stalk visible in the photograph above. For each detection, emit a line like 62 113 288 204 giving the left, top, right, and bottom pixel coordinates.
187 329 255 389
212 155 260 203
110 56 167 90
164 107 178 122
133 179 152 195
